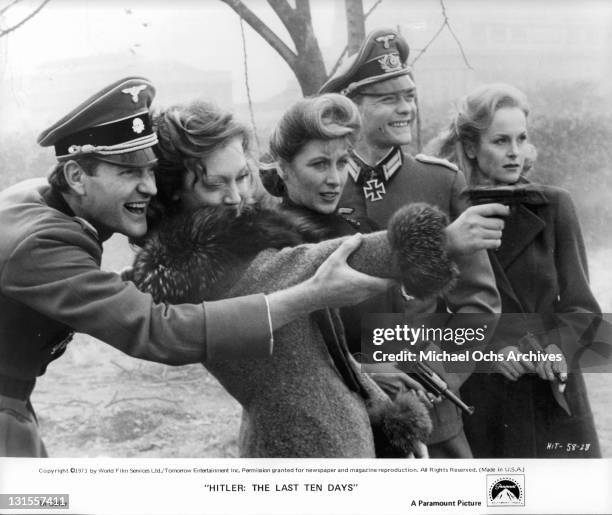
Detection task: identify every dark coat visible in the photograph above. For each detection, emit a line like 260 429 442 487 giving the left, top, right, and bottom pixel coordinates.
132 204 455 457
339 151 501 446
460 183 601 458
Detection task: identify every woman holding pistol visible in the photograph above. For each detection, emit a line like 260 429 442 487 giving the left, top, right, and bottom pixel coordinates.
428 83 601 458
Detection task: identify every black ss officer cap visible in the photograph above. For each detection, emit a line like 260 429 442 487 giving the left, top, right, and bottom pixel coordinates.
37 77 157 168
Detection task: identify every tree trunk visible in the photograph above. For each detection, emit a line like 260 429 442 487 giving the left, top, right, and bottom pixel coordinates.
344 0 365 56
291 23 327 95
270 0 328 95
293 51 327 95
221 0 327 96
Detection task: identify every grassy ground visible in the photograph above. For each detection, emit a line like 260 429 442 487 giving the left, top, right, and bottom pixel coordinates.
32 238 612 458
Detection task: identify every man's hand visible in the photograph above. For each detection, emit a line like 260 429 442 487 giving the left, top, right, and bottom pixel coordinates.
363 362 439 408
445 203 509 255
266 235 392 329
307 234 393 308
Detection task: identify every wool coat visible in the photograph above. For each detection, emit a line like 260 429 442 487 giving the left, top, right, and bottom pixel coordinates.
132 204 455 458
460 183 601 458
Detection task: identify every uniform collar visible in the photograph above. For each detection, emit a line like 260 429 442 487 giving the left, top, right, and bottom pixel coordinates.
348 146 403 182
43 186 100 240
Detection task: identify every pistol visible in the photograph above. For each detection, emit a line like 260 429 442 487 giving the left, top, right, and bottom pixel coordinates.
410 361 475 415
466 185 540 214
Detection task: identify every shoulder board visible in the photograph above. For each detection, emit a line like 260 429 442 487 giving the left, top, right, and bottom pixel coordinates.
415 153 459 172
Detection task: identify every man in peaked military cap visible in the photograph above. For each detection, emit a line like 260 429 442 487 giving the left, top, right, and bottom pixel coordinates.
320 29 506 458
0 77 391 457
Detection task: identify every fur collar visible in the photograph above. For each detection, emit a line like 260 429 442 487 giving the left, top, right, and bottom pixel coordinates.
133 202 457 306
133 205 304 304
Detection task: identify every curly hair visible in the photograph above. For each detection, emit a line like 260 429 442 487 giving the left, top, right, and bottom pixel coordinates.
148 100 253 229
427 83 531 185
269 93 361 164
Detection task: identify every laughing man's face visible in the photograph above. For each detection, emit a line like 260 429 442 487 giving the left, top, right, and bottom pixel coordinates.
356 76 417 152
79 161 157 240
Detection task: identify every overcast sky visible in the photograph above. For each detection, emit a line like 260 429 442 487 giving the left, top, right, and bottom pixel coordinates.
1 0 341 101
2 1 609 98
1 0 610 137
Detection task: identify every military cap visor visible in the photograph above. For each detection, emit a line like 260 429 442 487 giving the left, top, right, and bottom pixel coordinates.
37 77 157 162
92 147 158 168
357 74 416 96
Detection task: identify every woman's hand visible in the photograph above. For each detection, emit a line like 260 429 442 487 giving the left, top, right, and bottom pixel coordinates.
494 345 536 380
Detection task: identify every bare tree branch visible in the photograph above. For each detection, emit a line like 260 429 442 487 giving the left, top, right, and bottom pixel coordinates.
444 15 472 69
0 0 23 18
294 0 311 19
328 0 384 78
267 0 294 26
265 0 326 93
239 17 260 149
410 19 445 66
0 0 50 38
219 0 297 68
365 0 383 17
267 0 313 54
411 0 472 69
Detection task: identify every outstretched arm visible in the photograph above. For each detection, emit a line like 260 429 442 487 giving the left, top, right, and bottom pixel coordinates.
228 204 455 304
266 234 393 328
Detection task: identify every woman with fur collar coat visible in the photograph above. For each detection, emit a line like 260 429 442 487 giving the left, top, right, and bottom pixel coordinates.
132 97 457 457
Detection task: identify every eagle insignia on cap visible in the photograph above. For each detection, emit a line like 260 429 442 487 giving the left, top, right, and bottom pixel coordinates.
132 117 145 134
378 53 402 73
122 84 147 103
375 34 396 49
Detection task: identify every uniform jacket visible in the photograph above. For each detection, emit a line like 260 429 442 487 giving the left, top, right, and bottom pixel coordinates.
461 183 601 457
0 179 272 401
339 150 501 444
131 204 455 457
